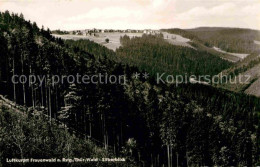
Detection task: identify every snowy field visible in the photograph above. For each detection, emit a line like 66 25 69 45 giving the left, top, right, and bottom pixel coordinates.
254 40 260 45
161 32 194 49
213 46 249 59
53 33 143 51
53 32 197 51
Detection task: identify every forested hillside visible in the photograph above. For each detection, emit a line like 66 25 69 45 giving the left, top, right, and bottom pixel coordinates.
162 28 260 97
116 34 231 77
215 52 260 96
66 32 260 166
0 11 135 167
163 27 260 53
0 11 260 167
66 33 232 78
0 103 116 167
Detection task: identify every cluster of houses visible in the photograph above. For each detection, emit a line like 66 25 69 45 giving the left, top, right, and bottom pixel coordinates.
70 29 159 36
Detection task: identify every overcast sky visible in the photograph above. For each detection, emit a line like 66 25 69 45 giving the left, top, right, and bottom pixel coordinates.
0 0 259 30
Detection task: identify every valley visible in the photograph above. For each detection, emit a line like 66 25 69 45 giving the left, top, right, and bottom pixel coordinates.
0 11 260 167
213 46 249 59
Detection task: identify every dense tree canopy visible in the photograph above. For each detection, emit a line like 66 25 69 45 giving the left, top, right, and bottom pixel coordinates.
0 11 259 167
163 28 260 53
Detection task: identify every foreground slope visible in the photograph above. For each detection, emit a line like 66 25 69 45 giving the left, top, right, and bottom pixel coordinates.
0 96 119 167
216 53 260 97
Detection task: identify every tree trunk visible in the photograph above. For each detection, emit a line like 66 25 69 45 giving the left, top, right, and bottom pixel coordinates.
21 53 26 106
41 85 44 107
30 65 35 108
186 152 189 167
151 153 153 167
48 86 52 123
55 86 58 119
12 58 16 103
177 152 179 167
45 79 48 109
89 114 92 137
167 145 170 167
170 146 173 167
84 106 86 140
